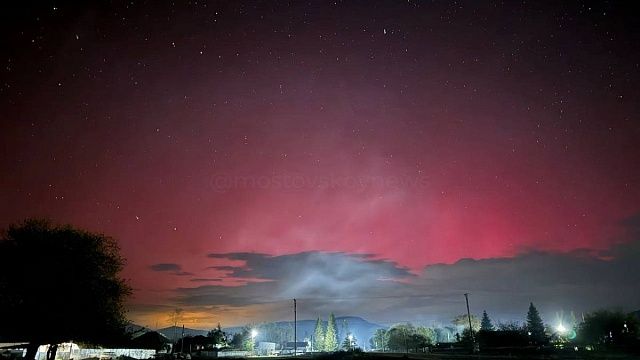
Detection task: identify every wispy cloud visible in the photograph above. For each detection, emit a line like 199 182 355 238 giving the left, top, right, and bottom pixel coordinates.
150 263 193 276
163 241 640 326
132 217 640 328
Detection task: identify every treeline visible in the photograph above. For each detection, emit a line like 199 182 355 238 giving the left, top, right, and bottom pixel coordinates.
313 313 373 352
470 304 640 352
366 302 640 354
312 313 339 351
170 304 640 356
370 324 436 352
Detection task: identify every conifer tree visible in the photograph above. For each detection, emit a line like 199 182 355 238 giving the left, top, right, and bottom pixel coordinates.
313 317 325 351
341 333 356 351
526 302 546 344
324 313 338 351
480 310 494 331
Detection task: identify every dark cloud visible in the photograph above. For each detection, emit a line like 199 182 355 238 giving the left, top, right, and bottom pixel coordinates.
150 263 182 272
190 278 223 282
150 263 193 277
206 266 239 271
167 240 640 326
409 244 640 322
204 251 414 281
175 252 412 316
176 271 194 276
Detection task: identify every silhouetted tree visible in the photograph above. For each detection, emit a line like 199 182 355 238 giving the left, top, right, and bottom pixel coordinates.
230 327 253 351
341 332 357 351
452 314 480 332
387 324 431 353
324 313 338 351
497 321 523 331
409 333 429 352
0 219 131 360
477 322 528 348
526 302 546 345
371 328 388 351
416 326 436 345
434 327 456 343
207 323 227 348
387 324 411 352
339 319 349 344
313 317 325 351
480 310 494 331
577 309 639 348
459 328 474 346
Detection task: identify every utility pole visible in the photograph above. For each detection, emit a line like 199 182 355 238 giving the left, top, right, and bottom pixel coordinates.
181 324 185 353
464 293 476 352
294 299 297 357
173 318 178 350
403 328 408 354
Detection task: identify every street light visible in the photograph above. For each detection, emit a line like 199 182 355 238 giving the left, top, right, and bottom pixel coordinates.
348 335 354 351
556 323 567 334
250 329 258 356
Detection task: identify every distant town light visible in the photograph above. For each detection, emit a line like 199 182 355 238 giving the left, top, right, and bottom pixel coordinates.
556 323 567 334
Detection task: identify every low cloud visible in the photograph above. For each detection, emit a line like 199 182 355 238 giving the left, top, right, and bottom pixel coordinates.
161 240 640 326
409 241 640 322
134 217 640 327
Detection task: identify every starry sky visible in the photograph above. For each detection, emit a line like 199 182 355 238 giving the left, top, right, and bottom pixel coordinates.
1 1 640 329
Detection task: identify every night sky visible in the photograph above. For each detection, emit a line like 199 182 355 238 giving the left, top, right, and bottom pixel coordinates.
2 1 640 329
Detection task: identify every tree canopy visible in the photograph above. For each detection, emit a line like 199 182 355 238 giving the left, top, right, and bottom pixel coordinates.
370 328 388 351
229 326 254 351
0 219 131 359
207 323 228 348
452 314 480 332
415 326 437 345
385 323 432 353
313 317 325 351
341 332 357 351
324 313 338 351
577 309 639 348
480 310 494 331
526 302 546 344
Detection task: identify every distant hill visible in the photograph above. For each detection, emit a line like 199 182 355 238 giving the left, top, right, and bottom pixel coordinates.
224 316 385 349
150 316 384 348
126 323 163 340
157 326 208 340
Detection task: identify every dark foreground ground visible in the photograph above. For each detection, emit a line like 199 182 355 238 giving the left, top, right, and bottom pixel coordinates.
225 351 640 360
